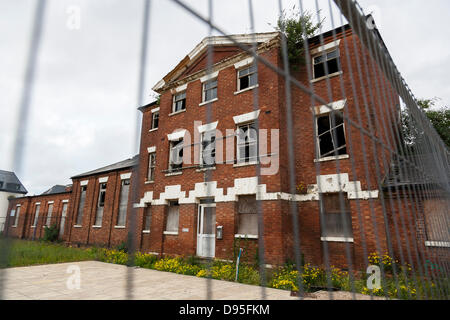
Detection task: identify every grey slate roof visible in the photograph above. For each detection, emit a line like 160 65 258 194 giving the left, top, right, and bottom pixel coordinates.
0 170 28 194
71 155 138 179
41 185 69 195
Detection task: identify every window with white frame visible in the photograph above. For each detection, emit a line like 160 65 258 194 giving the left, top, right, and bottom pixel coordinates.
313 49 341 79
33 204 40 227
169 139 183 172
143 207 151 231
237 195 258 236
202 79 217 102
173 92 186 113
45 203 54 227
165 201 179 233
236 122 258 164
238 64 257 91
316 111 347 158
320 193 353 238
201 130 216 167
151 111 159 129
147 152 156 181
117 179 130 227
76 185 87 225
12 205 20 227
95 183 107 226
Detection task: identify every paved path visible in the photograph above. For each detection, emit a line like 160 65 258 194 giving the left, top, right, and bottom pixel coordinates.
0 261 378 300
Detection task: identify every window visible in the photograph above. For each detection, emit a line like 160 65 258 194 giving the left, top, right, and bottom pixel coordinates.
320 193 353 238
169 139 183 172
143 207 152 231
33 204 40 227
147 152 156 181
238 64 257 91
117 179 130 227
202 79 217 102
201 130 216 167
151 111 159 129
45 203 54 227
165 201 179 233
12 205 20 227
237 122 258 164
173 92 186 113
237 195 258 236
95 183 107 226
424 199 450 242
316 111 347 158
76 185 87 225
0 181 3 188
313 49 341 79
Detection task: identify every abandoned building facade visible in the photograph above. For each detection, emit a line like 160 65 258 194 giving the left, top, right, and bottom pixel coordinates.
5 25 449 271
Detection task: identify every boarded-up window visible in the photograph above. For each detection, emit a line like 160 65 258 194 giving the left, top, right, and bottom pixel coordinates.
321 193 353 238
144 207 152 231
117 179 130 226
46 203 54 226
424 199 450 242
165 201 179 232
237 195 258 236
76 186 87 225
33 204 40 226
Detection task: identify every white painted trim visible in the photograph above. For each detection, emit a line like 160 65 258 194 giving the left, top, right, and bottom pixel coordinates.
199 98 218 107
147 146 156 153
173 83 187 93
310 39 341 55
314 155 349 163
314 99 347 115
99 177 108 183
163 231 178 235
167 129 187 141
234 84 259 96
142 230 150 234
121 172 132 180
151 107 160 113
165 171 183 177
114 226 126 229
152 79 165 91
321 237 354 243
15 204 21 207
233 161 258 168
35 202 41 205
74 225 82 228
233 110 260 124
47 201 54 204
92 225 102 228
425 241 450 248
145 181 154 184
197 121 218 133
80 180 89 186
149 128 158 132
62 200 69 203
200 71 219 83
234 56 254 69
310 71 343 83
168 109 187 117
234 234 258 239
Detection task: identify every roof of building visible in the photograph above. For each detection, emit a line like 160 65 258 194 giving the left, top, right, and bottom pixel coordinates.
138 100 159 112
71 155 138 179
41 185 70 195
0 170 28 194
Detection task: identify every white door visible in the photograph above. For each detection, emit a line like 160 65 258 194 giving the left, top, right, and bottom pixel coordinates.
196 204 216 258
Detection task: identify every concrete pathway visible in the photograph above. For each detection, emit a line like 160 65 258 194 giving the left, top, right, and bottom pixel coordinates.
0 261 378 300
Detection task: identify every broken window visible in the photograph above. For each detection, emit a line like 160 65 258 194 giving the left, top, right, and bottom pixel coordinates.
238 64 258 91
316 111 347 158
237 195 258 236
76 185 87 225
151 111 159 129
33 204 40 227
147 152 156 181
237 122 258 164
320 193 353 238
201 130 216 167
95 183 107 226
143 206 152 231
173 92 186 113
117 179 130 227
165 201 179 233
202 79 217 102
169 139 183 172
45 203 54 227
313 49 341 79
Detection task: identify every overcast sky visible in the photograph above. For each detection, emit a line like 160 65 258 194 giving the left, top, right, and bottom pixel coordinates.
1 0 449 195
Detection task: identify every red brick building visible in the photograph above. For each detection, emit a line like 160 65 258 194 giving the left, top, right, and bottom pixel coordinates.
6 24 448 272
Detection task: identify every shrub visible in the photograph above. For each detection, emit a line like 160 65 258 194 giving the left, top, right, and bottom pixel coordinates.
135 252 157 269
43 224 59 242
115 241 129 253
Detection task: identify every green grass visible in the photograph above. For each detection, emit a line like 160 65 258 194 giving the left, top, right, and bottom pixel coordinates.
0 239 98 268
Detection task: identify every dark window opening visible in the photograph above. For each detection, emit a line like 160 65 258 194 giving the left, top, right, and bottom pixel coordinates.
151 111 159 129
313 49 341 79
237 123 258 163
169 140 183 172
201 131 216 167
317 111 347 158
173 92 186 112
238 64 257 91
203 79 217 102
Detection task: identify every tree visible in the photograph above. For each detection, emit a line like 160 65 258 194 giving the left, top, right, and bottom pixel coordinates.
272 6 323 69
